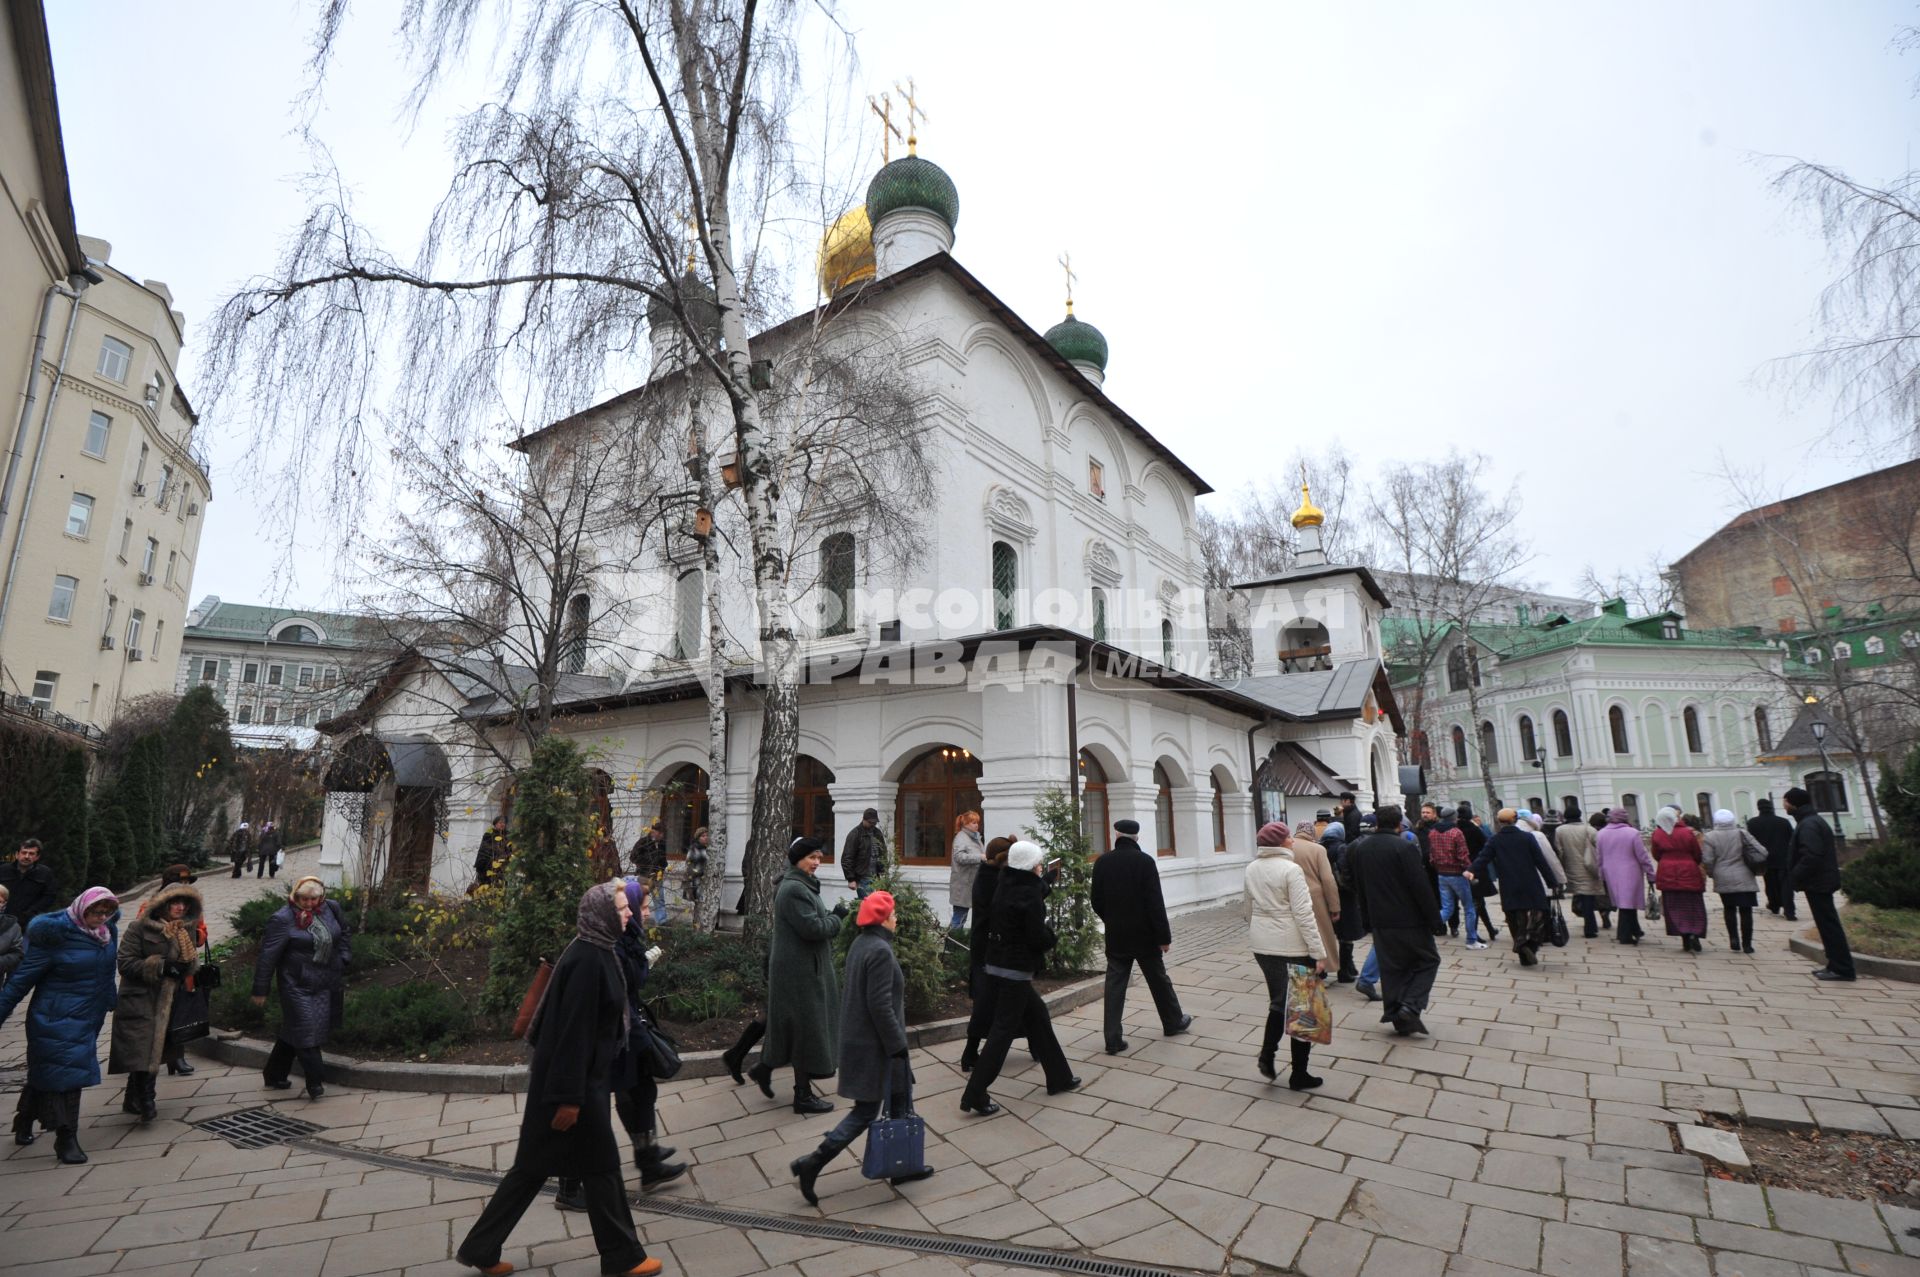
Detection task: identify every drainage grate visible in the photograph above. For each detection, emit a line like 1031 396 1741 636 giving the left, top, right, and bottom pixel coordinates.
194 1106 327 1149
305 1139 1195 1277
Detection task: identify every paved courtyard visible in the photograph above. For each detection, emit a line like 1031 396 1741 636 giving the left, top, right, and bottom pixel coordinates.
4 857 1920 1277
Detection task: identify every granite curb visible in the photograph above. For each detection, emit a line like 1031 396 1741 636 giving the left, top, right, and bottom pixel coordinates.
188 968 1110 1093
1788 934 1920 983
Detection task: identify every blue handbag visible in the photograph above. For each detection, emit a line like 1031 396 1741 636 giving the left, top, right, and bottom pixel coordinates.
860 1061 926 1180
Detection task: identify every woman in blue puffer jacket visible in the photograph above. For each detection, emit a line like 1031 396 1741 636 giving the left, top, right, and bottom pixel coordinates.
0 886 120 1165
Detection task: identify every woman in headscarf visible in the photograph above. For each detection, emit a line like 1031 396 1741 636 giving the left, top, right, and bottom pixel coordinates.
1467 811 1566 967
456 883 659 1277
1247 824 1330 1089
0 886 120 1164
790 891 933 1204
752 837 843 1114
250 876 351 1098
1700 810 1768 955
1651 806 1709 953
1595 808 1658 944
109 881 203 1122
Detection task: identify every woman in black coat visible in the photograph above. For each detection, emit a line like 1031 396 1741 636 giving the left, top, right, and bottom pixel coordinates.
958 838 1011 1073
1467 811 1566 967
250 877 350 1099
957 842 1079 1117
1323 823 1362 982
456 883 657 1277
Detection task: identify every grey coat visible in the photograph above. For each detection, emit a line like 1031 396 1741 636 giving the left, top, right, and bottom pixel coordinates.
0 913 22 983
1699 828 1766 895
836 928 910 1103
109 884 203 1075
949 829 985 906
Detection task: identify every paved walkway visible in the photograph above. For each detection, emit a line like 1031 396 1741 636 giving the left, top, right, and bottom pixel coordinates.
4 882 1919 1277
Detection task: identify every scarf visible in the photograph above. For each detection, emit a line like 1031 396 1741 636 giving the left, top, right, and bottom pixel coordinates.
67 886 118 943
578 882 631 1035
288 878 334 965
1655 807 1679 834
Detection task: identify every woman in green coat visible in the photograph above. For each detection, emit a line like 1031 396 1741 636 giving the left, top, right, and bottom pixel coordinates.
755 837 843 1114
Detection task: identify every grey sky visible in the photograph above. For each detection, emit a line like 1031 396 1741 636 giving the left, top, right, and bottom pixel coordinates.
44 1 1920 607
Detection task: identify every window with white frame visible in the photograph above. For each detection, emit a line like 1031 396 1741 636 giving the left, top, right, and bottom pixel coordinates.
29 671 57 710
242 662 258 684
267 664 284 687
199 658 219 683
65 493 94 537
158 465 173 509
236 704 253 725
164 550 177 587
321 666 338 689
262 703 279 725
47 574 77 621
83 411 111 458
297 665 314 688
101 594 116 639
141 537 157 578
294 707 311 728
118 518 132 560
126 609 144 653
97 335 132 382
134 442 148 489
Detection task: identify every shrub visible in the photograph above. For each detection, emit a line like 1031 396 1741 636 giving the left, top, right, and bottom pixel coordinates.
211 958 278 1035
230 889 292 942
1025 786 1100 976
332 983 474 1057
1879 745 1920 845
830 871 951 1020
483 736 602 1014
1840 840 1920 911
645 927 767 1021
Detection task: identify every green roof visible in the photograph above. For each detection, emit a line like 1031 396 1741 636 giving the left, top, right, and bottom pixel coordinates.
184 598 381 645
1382 603 1775 678
1784 607 1920 674
1044 314 1109 369
865 155 960 231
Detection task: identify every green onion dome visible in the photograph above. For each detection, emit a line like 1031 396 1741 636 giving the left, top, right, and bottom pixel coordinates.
648 270 721 336
1045 312 1108 370
864 155 960 232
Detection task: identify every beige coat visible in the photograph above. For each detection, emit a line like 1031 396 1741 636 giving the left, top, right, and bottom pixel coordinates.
1553 822 1607 899
1283 837 1341 962
1244 848 1327 960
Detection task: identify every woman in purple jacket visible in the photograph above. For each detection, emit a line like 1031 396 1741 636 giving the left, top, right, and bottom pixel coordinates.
1595 809 1657 945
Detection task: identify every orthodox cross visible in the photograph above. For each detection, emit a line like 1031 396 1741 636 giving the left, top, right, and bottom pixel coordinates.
678 207 699 270
868 92 901 163
894 78 926 156
1059 251 1077 316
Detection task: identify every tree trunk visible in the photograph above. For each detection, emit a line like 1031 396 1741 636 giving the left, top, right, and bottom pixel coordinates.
1463 675 1499 814
693 404 729 934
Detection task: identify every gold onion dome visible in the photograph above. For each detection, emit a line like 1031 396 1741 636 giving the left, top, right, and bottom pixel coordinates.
1290 482 1325 529
818 206 876 295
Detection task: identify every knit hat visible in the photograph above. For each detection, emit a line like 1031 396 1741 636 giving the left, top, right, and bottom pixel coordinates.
1007 840 1044 873
1256 821 1291 847
1713 808 1737 829
788 835 824 865
856 891 896 927
1114 819 1141 835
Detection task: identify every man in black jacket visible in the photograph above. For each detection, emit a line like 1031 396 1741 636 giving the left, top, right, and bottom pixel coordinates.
1348 806 1444 1036
1747 799 1797 921
840 808 887 899
1091 819 1192 1055
1785 787 1854 981
959 841 1080 1116
0 839 55 920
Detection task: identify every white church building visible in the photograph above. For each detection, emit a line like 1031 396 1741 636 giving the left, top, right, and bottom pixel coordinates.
316 146 1406 916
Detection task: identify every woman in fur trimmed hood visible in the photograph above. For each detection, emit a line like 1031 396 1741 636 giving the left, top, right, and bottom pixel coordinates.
109 882 203 1121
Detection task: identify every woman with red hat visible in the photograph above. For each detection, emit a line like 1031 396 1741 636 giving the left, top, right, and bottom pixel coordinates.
790 891 932 1204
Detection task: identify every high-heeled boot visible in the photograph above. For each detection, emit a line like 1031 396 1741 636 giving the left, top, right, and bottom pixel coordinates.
53 1127 86 1165
722 1019 765 1086
792 1073 834 1116
12 1108 36 1147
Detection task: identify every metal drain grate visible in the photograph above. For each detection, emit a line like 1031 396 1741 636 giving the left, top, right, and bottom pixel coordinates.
194 1107 327 1149
306 1140 1194 1277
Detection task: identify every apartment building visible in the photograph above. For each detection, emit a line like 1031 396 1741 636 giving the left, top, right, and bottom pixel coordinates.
0 2 210 732
177 597 386 736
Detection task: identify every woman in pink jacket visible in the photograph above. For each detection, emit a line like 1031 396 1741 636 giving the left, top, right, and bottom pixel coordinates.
1595 808 1657 946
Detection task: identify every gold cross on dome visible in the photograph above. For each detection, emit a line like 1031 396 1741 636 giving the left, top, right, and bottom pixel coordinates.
1059 251 1078 316
868 92 901 163
678 207 699 270
894 78 927 156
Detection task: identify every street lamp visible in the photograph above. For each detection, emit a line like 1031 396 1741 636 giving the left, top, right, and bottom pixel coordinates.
1807 704 1845 839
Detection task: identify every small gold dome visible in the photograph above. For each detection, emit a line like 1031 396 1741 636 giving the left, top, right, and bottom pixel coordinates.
1290 481 1325 529
818 206 875 295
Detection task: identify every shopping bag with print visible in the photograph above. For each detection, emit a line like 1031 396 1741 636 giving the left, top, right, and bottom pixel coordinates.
1284 963 1333 1045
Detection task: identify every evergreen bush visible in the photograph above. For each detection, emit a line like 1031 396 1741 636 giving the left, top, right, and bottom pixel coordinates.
637 927 767 1021
230 889 291 942
0 724 91 897
1878 745 1920 846
1840 841 1920 911
332 983 474 1057
482 735 601 1014
829 870 950 1019
1025 786 1100 976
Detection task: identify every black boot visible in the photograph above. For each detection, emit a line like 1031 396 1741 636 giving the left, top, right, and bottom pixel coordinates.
958 1037 979 1074
553 1176 586 1211
791 1149 831 1206
1336 942 1357 983
793 1075 834 1116
1288 1039 1323 1091
637 1140 687 1189
13 1109 36 1146
747 1060 775 1100
166 1056 195 1076
136 1072 158 1122
53 1127 86 1165
722 1019 765 1086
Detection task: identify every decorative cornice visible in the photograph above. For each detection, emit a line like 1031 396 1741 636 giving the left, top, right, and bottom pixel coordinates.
1085 538 1121 586
984 484 1037 542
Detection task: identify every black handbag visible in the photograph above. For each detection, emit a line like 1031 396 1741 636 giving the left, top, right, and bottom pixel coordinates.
197 963 223 991
633 1001 683 1081
1548 899 1570 949
168 982 212 1047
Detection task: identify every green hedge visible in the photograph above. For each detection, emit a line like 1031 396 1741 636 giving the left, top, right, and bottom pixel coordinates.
1840 841 1920 911
331 984 474 1058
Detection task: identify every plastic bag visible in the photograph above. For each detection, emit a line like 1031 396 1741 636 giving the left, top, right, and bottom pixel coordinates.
1284 964 1333 1045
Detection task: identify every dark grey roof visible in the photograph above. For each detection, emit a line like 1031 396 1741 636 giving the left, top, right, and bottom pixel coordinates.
1265 742 1349 796
1228 660 1381 721
1760 703 1860 761
1230 563 1393 610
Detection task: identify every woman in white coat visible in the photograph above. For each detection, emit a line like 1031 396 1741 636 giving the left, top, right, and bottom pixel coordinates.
1245 834 1330 1091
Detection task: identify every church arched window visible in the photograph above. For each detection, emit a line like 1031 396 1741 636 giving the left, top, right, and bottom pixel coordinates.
1451 725 1468 767
563 593 590 673
672 570 702 660
991 541 1018 630
1552 710 1573 758
1518 715 1537 761
819 533 855 637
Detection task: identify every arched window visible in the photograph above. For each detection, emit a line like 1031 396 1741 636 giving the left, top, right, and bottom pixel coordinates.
1696 792 1713 824
278 623 318 644
1446 645 1479 692
1153 761 1177 857
672 569 702 660
819 533 855 637
1280 620 1332 673
1091 588 1108 643
587 769 618 877
1079 750 1110 853
1609 705 1631 754
1518 715 1537 762
563 593 590 674
1552 709 1573 758
1754 707 1773 752
1451 725 1468 767
658 764 709 859
1805 771 1848 812
793 755 836 855
896 746 984 864
991 541 1018 630
1211 774 1227 852
1683 706 1704 754
1412 731 1432 767
1619 793 1641 827
1161 619 1175 665
1479 721 1498 765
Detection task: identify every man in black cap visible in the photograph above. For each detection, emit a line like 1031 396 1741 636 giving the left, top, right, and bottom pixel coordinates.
1747 798 1796 921
840 808 887 900
1090 818 1191 1055
1785 788 1854 981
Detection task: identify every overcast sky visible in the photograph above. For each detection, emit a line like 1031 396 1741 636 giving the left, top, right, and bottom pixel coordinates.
44 0 1920 608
